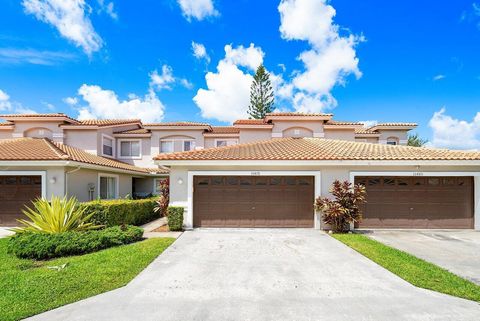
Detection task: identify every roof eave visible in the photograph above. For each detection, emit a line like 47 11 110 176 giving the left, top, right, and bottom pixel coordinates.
154 159 480 166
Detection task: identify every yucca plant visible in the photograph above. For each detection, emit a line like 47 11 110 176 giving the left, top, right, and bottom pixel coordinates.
11 196 102 234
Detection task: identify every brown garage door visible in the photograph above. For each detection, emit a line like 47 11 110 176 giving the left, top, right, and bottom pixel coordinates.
193 176 314 228
0 176 42 226
355 176 473 229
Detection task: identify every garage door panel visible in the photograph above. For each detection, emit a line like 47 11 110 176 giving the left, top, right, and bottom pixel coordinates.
0 175 42 226
356 176 473 229
193 176 314 228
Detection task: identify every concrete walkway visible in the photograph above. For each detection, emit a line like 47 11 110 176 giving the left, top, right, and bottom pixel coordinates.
29 229 480 321
365 229 480 284
0 227 14 238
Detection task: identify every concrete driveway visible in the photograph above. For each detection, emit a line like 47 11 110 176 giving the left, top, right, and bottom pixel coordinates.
365 229 480 284
30 229 480 321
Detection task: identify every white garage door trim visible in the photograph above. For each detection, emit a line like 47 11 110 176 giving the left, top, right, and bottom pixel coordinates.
0 170 46 198
349 171 480 230
185 171 322 230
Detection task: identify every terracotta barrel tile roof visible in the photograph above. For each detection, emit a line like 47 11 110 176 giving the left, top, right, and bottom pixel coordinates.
114 128 151 134
355 129 379 134
0 113 79 123
209 126 240 133
233 119 269 125
325 120 363 126
77 119 141 126
0 138 157 174
265 112 333 117
144 121 210 126
154 137 480 161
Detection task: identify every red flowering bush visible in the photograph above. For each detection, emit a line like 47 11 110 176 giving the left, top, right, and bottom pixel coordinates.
314 180 367 233
154 177 170 216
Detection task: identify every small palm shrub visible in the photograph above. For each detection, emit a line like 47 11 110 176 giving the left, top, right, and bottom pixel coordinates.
314 180 367 233
154 178 170 216
167 207 184 231
12 196 101 234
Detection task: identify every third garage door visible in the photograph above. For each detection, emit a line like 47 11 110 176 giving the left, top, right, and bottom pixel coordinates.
193 176 314 228
355 176 474 229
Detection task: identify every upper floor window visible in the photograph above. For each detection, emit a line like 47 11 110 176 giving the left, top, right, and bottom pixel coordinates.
160 140 174 153
102 135 114 157
119 140 141 158
183 140 195 151
386 137 399 145
215 139 238 147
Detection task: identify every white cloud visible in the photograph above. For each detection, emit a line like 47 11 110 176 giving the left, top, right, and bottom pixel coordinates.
97 0 118 20
224 43 264 71
76 84 165 122
278 0 363 113
63 96 78 105
191 41 210 63
22 0 103 55
193 44 265 123
0 48 76 65
433 74 446 81
180 78 194 89
428 108 480 150
177 0 219 21
149 65 175 90
360 120 378 128
0 89 37 114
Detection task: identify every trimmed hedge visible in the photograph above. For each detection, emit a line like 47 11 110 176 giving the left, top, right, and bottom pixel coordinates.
79 198 158 227
167 207 184 231
7 225 144 260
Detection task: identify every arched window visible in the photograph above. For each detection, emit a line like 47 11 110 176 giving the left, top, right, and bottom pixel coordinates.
24 127 53 139
386 137 399 145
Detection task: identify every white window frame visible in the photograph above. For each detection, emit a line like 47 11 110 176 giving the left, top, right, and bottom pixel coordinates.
101 134 115 158
182 139 196 152
98 173 119 199
214 139 238 147
0 171 46 198
118 139 142 159
160 139 175 153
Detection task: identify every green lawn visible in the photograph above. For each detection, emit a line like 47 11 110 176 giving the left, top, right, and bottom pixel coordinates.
332 233 480 302
0 237 175 321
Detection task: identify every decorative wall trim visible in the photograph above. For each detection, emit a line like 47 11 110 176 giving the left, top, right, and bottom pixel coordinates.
313 132 325 138
271 132 283 138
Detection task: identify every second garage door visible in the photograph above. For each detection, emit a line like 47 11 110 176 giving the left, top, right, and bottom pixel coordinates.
355 176 474 229
0 175 42 226
193 176 314 228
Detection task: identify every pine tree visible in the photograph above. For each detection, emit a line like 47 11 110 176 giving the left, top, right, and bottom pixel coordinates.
247 65 275 119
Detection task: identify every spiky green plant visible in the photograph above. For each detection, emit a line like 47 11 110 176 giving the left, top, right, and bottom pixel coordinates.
11 196 102 234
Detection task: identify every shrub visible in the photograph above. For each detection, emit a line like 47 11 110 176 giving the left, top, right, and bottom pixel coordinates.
167 207 184 231
314 180 367 233
154 177 169 216
7 225 144 260
12 196 101 234
79 198 158 227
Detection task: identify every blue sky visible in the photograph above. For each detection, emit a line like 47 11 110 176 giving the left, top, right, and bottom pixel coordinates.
1 0 480 149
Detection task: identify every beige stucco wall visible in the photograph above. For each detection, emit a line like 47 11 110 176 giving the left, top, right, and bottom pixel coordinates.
239 129 271 143
64 129 98 154
272 120 324 137
324 129 356 141
0 131 12 139
66 168 134 202
13 121 65 142
355 137 379 144
377 130 409 144
282 127 314 137
116 137 154 168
